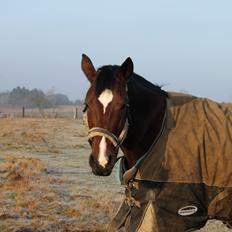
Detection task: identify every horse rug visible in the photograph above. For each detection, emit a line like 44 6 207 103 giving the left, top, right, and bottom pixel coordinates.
109 92 232 232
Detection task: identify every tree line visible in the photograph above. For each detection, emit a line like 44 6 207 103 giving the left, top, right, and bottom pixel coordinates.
0 87 82 108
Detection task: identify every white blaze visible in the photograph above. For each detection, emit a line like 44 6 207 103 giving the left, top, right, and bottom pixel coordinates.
97 89 113 167
98 137 108 167
98 89 113 114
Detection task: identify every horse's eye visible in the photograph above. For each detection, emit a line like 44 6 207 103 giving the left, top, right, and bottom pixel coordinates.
83 104 88 113
120 104 128 110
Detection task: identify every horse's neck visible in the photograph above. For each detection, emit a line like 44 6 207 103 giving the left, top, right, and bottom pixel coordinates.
121 75 166 169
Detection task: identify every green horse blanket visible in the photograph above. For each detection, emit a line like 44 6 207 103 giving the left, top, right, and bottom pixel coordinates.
109 92 232 232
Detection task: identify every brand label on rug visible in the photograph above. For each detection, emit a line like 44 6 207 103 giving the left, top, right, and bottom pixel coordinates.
178 205 198 216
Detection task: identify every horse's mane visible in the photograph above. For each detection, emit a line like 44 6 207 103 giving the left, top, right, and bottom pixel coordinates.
130 73 167 97
95 65 167 97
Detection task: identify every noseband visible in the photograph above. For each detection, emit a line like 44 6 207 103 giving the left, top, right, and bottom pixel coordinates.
83 103 129 149
84 114 129 148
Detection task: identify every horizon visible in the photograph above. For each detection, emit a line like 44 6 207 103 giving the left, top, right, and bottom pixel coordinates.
0 84 232 103
0 85 82 102
0 1 232 102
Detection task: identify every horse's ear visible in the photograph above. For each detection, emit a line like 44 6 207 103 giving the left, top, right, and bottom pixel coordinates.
81 54 97 83
119 57 134 82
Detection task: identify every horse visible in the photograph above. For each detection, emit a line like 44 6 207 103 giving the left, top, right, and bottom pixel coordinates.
81 54 232 232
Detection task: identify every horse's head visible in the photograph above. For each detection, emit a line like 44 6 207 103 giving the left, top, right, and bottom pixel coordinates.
81 54 133 176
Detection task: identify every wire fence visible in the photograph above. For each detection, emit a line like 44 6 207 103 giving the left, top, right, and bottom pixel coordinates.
0 105 83 119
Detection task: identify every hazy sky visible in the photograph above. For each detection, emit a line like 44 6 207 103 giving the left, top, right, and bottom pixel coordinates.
0 0 232 102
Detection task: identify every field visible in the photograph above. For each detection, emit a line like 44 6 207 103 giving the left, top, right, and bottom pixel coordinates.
0 118 231 232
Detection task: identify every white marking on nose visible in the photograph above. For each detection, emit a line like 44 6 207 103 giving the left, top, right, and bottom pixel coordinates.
98 137 108 168
98 89 113 114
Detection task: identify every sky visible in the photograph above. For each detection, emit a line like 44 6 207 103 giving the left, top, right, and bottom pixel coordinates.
0 0 232 102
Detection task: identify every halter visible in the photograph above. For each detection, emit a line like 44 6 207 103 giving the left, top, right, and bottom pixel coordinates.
83 113 129 148
83 89 130 149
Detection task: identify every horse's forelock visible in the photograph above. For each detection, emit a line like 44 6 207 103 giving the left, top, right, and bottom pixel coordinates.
95 66 118 96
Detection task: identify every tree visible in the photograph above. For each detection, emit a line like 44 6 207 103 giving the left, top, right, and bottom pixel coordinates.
29 89 52 116
8 87 30 106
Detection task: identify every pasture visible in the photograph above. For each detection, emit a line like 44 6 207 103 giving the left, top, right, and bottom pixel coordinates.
0 118 231 232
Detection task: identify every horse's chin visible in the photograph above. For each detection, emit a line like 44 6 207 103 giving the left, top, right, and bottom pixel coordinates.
92 168 112 176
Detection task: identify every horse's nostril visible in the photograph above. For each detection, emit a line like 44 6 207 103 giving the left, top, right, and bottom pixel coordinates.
108 154 111 164
89 153 97 169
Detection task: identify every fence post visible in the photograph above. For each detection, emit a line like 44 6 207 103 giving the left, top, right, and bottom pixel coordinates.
74 107 78 119
22 106 25 118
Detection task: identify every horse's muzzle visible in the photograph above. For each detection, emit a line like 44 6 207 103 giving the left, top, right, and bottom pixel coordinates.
89 153 117 176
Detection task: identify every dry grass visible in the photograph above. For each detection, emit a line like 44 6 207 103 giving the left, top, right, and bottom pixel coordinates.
0 155 120 232
0 118 230 231
0 156 46 181
0 118 122 232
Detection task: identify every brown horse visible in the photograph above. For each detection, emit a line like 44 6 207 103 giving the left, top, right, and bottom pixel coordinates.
81 54 232 231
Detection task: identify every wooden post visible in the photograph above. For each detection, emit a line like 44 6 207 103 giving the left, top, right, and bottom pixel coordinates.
22 106 25 118
74 107 78 119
